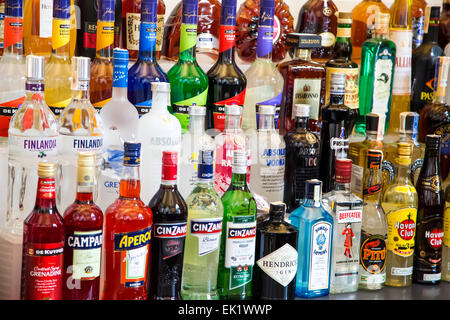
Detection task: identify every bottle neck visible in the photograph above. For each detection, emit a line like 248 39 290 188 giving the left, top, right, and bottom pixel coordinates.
269 212 284 223
293 48 312 61
363 167 382 202
294 116 309 129
34 177 58 211
72 85 91 101
119 165 141 199
230 171 248 188
394 162 412 185
112 86 128 99
334 29 352 59
76 185 94 203
138 20 157 62
423 20 439 43
303 198 321 208
225 114 241 130
401 132 419 145
330 93 345 105
25 79 45 100
51 15 71 58
179 4 199 63
258 114 275 131
96 18 114 59
4 14 23 56
334 181 351 193
151 90 169 112
189 114 206 133
256 5 274 60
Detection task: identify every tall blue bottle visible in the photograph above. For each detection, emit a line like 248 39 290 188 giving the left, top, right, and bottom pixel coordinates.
127 0 168 117
289 179 333 298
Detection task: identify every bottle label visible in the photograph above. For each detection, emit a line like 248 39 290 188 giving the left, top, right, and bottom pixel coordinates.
444 207 450 247
0 3 4 49
8 134 58 158
59 135 104 156
389 29 412 95
257 147 285 194
308 221 332 291
139 21 157 52
412 16 425 49
219 25 236 53
415 216 443 270
391 266 413 276
156 14 164 52
255 92 282 130
319 32 336 48
256 243 298 287
52 18 70 50
293 79 322 120
213 90 246 132
154 222 187 259
37 178 56 199
66 230 102 280
336 26 351 38
435 124 450 155
336 209 362 224
173 89 208 131
419 175 442 193
372 50 394 114
40 0 53 38
4 16 23 48
83 21 97 49
257 25 274 58
197 32 218 50
22 241 64 300
126 13 140 51
386 208 417 257
350 163 364 196
180 23 197 53
190 218 223 256
96 20 114 51
359 232 386 275
325 67 359 110
114 226 151 288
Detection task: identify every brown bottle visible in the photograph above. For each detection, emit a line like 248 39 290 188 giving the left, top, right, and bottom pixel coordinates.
413 134 445 284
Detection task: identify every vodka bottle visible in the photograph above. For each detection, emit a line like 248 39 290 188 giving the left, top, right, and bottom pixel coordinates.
138 82 181 203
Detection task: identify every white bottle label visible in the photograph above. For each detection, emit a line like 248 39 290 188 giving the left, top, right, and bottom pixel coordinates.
66 230 102 280
293 79 322 120
9 134 58 158
39 0 53 38
196 33 218 50
59 135 104 156
308 221 332 291
423 273 441 282
372 53 394 114
351 164 364 197
336 209 362 224
390 266 413 276
256 243 298 287
190 218 223 256
258 147 286 194
224 217 256 268
389 29 412 95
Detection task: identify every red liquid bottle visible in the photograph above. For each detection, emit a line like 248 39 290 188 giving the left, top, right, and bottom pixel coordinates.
100 142 153 300
20 162 65 300
63 152 103 300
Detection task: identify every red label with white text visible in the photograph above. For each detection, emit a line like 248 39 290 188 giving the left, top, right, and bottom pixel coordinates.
37 178 56 199
219 25 236 53
213 90 246 132
4 17 22 48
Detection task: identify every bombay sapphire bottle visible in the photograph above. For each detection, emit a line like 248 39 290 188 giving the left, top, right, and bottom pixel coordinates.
290 179 333 298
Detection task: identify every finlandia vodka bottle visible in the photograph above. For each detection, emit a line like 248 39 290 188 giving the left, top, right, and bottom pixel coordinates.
249 104 286 203
181 150 224 300
98 49 139 212
179 105 214 199
58 56 104 213
138 82 181 203
0 55 58 300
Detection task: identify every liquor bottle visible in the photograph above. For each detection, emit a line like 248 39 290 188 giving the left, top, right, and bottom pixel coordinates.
98 48 139 212
100 142 152 300
350 0 390 65
253 202 298 300
388 0 413 134
323 159 363 294
138 82 181 204
358 150 387 290
418 56 450 180
179 105 214 199
206 0 246 133
277 33 325 136
356 12 396 135
63 152 103 300
413 135 444 284
241 0 284 133
412 0 427 50
89 0 115 109
25 0 53 57
438 0 450 49
283 104 320 213
127 0 168 117
442 167 450 281
58 56 104 215
295 0 338 64
0 0 4 56
381 142 418 287
0 0 26 139
217 150 257 300
290 179 333 298
181 149 223 300
149 151 188 300
44 0 72 118
0 55 58 300
236 0 294 64
20 162 65 300
411 6 443 113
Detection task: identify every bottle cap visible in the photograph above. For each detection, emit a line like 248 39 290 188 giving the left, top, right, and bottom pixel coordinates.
396 142 412 166
305 179 322 202
72 56 91 81
162 151 178 165
286 33 322 49
26 55 45 80
294 104 310 118
425 134 441 150
38 162 57 178
329 73 346 96
335 158 352 184
232 150 247 174
197 149 214 180
161 151 178 181
257 104 276 115
338 12 352 24
399 112 419 134
225 104 242 116
365 113 379 133
77 151 95 167
151 81 170 93
53 0 71 19
269 201 286 217
189 104 206 116
123 142 141 166
77 152 95 185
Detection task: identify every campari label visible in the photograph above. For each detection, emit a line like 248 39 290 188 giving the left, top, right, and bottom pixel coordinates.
308 221 332 291
154 222 187 260
66 230 102 280
190 218 223 256
386 208 417 257
256 243 298 287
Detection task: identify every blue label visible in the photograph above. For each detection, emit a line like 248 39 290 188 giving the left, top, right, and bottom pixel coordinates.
106 148 124 175
6 0 22 17
53 0 70 19
220 4 237 26
113 62 128 88
114 227 152 251
66 231 103 250
135 99 152 117
141 0 157 23
139 22 157 52
98 0 115 22
182 1 198 25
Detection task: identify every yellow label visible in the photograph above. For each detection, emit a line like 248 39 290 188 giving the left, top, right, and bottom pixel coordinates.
336 27 351 38
444 204 450 247
52 18 71 50
96 20 114 51
386 207 417 257
325 67 359 109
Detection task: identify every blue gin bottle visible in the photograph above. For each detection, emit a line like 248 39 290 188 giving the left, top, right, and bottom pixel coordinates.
290 179 333 298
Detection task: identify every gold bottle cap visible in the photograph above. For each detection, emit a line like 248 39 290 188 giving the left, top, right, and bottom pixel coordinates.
77 152 95 185
338 12 352 24
396 142 412 165
78 152 95 167
38 162 57 178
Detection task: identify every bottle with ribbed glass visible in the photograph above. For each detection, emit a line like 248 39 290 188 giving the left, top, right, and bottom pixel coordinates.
44 0 72 118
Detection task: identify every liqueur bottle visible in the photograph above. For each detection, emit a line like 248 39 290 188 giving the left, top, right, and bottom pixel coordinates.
411 6 443 113
356 12 396 135
295 0 338 64
217 150 257 300
127 0 168 117
358 150 387 291
89 0 115 109
283 104 320 213
167 0 209 133
241 0 284 132
323 159 363 294
63 152 103 300
149 151 188 300
413 135 444 284
381 142 418 287
253 202 298 300
290 179 333 298
98 49 139 212
249 105 286 204
0 0 5 56
412 0 427 50
100 142 152 300
277 33 325 136
44 0 72 118
58 56 104 215
25 0 53 57
20 162 65 300
443 169 450 281
181 150 223 300
206 0 246 133
388 0 413 134
350 0 390 64
438 0 450 49
137 82 181 204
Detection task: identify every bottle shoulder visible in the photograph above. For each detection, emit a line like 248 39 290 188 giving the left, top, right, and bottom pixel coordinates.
128 60 168 82
105 198 153 222
59 100 104 135
63 202 104 226
9 102 59 135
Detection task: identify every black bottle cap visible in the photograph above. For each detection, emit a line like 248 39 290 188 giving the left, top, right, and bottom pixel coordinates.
286 33 322 49
425 134 441 150
430 6 441 19
269 201 286 217
305 179 322 201
365 113 379 133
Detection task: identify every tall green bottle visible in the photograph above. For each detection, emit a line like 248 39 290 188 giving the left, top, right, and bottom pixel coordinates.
217 150 257 300
167 0 209 133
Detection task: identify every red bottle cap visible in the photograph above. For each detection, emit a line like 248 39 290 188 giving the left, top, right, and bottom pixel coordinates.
335 158 352 184
161 151 178 181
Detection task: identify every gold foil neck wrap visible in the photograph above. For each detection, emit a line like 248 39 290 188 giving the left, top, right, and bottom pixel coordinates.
38 162 57 178
396 142 412 165
77 152 95 185
375 12 390 35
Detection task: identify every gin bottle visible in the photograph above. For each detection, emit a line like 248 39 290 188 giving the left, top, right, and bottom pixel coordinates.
290 179 333 298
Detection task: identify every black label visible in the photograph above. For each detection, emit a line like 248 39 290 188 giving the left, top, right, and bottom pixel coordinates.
359 232 386 274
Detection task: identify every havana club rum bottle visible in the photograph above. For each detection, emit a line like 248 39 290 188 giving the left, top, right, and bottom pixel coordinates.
442 169 450 281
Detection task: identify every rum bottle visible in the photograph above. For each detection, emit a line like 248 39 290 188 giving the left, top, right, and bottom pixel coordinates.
442 166 450 281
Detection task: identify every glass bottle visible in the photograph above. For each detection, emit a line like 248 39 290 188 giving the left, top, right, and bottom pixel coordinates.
290 179 333 298
253 202 298 300
63 152 103 300
149 151 188 300
100 142 153 300
278 33 325 136
438 0 450 49
442 166 450 281
127 0 168 117
412 0 427 50
181 149 223 300
217 150 257 300
25 0 52 57
283 104 320 214
413 134 444 284
0 0 4 56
